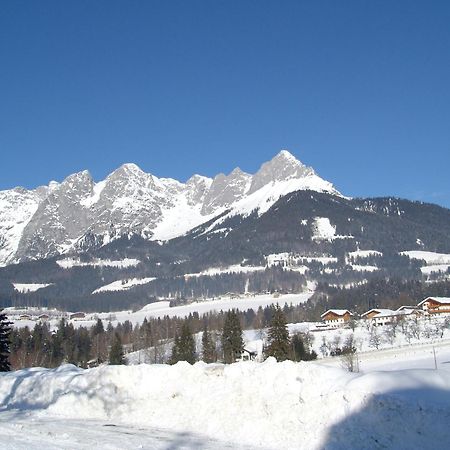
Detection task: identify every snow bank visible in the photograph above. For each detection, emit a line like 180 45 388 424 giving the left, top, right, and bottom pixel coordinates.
1 361 450 449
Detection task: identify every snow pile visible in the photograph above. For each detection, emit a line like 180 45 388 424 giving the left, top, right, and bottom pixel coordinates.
1 361 449 449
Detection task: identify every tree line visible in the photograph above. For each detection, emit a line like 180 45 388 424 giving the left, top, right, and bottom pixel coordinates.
1 304 316 371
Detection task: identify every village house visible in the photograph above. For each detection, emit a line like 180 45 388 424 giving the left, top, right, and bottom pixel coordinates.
18 314 32 321
239 340 264 362
320 309 353 328
361 307 423 326
69 312 86 320
417 297 450 315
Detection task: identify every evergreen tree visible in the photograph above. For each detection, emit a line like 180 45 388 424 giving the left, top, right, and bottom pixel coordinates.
291 333 306 361
265 304 290 361
222 309 244 364
92 318 105 335
109 332 125 365
91 319 107 363
0 309 12 371
291 333 317 361
201 323 216 363
170 322 196 364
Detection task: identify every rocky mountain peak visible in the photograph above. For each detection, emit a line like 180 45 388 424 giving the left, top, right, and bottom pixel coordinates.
0 150 341 265
248 150 315 195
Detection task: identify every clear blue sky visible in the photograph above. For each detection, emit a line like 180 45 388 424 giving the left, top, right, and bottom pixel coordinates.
1 1 449 207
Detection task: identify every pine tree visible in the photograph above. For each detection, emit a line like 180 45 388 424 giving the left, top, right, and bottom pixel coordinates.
109 332 125 365
201 323 216 363
0 309 12 371
222 310 244 364
265 304 290 361
170 322 196 364
291 333 316 361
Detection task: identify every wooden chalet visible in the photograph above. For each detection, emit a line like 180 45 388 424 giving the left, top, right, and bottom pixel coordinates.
320 309 353 328
417 297 450 315
69 312 86 320
361 307 423 326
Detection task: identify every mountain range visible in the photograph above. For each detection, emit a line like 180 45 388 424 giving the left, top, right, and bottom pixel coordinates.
0 150 338 266
1 150 450 312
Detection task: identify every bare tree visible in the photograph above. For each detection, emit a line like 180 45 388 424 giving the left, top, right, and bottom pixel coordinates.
319 336 328 357
384 324 396 346
340 334 359 373
369 326 381 350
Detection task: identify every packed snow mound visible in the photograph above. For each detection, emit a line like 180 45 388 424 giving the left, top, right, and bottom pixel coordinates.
1 361 450 449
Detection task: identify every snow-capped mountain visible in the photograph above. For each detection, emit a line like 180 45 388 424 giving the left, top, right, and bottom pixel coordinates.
0 150 339 266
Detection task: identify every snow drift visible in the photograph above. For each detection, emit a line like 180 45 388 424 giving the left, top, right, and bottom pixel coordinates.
1 360 450 449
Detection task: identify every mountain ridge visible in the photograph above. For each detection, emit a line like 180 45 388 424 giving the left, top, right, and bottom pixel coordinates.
0 150 339 266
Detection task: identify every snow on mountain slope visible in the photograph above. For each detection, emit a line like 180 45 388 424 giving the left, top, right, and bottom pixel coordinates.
92 277 157 294
56 257 140 269
400 250 450 264
0 150 341 265
0 188 43 265
1 361 449 449
13 283 53 293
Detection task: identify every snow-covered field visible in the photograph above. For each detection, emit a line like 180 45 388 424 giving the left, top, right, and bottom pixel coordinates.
92 277 157 294
56 257 140 269
8 292 313 330
1 356 450 449
401 250 450 276
12 283 53 293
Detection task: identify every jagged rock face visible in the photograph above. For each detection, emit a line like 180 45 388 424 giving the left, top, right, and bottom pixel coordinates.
0 188 42 264
201 168 252 215
0 151 340 265
185 175 212 207
88 164 169 237
248 150 314 194
15 171 95 261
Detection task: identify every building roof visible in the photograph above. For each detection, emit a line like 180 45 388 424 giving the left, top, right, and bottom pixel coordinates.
363 308 422 319
361 308 395 318
396 305 418 311
417 297 450 307
321 309 352 318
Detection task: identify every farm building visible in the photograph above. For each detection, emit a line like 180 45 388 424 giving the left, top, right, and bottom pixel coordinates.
320 310 353 328
417 297 450 315
362 307 423 326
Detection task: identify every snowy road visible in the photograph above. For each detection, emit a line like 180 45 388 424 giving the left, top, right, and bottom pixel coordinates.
0 413 262 450
317 339 450 372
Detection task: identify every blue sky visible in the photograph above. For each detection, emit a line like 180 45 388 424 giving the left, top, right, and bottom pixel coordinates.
1 1 449 207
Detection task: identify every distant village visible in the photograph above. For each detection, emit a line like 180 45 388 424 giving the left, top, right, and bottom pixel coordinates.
5 296 450 334
320 296 450 329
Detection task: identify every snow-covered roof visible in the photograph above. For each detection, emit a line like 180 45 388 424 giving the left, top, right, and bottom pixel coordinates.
363 308 421 319
396 305 418 311
417 297 450 307
321 309 352 318
361 309 395 318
